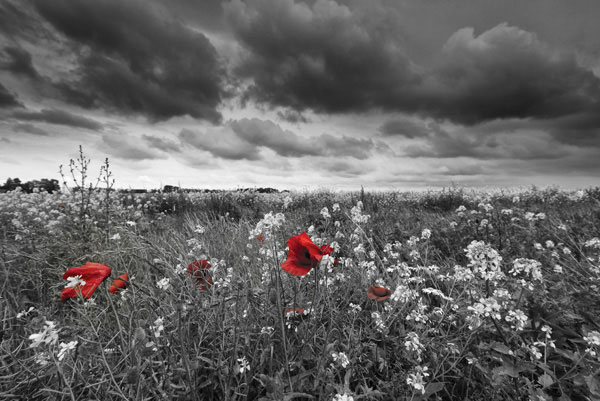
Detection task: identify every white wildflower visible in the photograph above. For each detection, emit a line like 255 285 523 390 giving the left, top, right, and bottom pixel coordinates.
57 341 78 361
156 277 171 290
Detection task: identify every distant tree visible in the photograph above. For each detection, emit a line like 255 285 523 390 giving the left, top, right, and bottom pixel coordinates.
163 185 180 193
0 177 60 193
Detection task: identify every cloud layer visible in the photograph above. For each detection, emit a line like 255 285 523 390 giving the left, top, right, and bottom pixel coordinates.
33 0 224 122
179 118 375 161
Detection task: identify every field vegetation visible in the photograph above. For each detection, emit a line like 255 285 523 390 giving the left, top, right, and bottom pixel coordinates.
1 152 600 400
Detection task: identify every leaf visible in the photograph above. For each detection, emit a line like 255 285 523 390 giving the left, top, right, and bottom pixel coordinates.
585 375 600 397
538 373 554 388
424 382 445 397
492 364 520 378
491 342 513 355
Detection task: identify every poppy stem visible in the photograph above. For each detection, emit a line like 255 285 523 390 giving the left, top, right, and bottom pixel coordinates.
105 281 127 354
275 263 294 392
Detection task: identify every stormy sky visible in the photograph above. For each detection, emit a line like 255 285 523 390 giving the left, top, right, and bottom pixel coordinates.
1 0 599 190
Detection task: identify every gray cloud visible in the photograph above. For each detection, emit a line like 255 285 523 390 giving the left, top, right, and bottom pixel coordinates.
179 126 260 160
416 24 600 125
379 118 431 138
226 1 600 144
12 108 103 130
277 109 310 124
180 118 376 161
225 0 417 113
401 122 570 160
33 0 224 122
2 47 38 78
100 133 166 160
142 135 182 153
0 82 21 108
13 123 49 136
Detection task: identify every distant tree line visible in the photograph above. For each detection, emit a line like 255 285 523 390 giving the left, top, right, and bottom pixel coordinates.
157 185 281 194
0 178 61 193
0 178 283 194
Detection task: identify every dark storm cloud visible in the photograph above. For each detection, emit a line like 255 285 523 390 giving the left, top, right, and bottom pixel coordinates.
33 0 224 122
402 123 569 160
180 118 376 160
379 118 431 138
142 135 182 153
12 108 103 130
417 24 600 125
225 0 418 113
13 123 49 136
153 0 226 33
2 47 38 78
226 1 600 143
0 82 21 108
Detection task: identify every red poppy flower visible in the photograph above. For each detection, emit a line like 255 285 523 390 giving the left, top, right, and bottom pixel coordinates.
109 273 129 294
367 286 392 301
320 244 334 255
257 235 264 243
284 307 306 317
281 232 324 276
187 260 212 291
61 262 111 301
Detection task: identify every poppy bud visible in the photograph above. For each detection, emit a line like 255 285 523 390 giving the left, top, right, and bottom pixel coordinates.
109 273 129 293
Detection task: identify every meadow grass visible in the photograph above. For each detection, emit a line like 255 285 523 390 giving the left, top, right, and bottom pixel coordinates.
1 181 600 400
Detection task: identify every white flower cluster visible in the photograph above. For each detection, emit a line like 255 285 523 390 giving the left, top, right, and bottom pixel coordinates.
406 366 430 394
57 341 78 361
332 393 354 401
282 196 293 209
509 258 543 281
525 212 546 222
156 277 171 290
350 201 370 224
391 284 418 304
505 309 528 331
331 351 350 368
584 237 600 249
29 320 59 348
64 275 86 289
468 297 502 321
371 311 386 332
584 330 600 359
404 332 425 361
151 317 165 338
237 357 250 374
465 240 504 282
249 211 286 241
452 265 474 282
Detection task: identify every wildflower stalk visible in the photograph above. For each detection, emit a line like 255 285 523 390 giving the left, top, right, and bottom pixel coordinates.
51 354 77 401
178 307 197 401
105 282 127 356
82 314 130 401
274 252 294 392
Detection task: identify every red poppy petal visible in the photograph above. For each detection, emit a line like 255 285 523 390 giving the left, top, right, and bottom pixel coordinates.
282 233 324 276
61 262 111 301
281 257 313 276
320 245 334 255
367 286 392 301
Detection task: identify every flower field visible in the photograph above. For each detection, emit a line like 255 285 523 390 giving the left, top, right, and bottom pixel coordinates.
1 180 600 400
